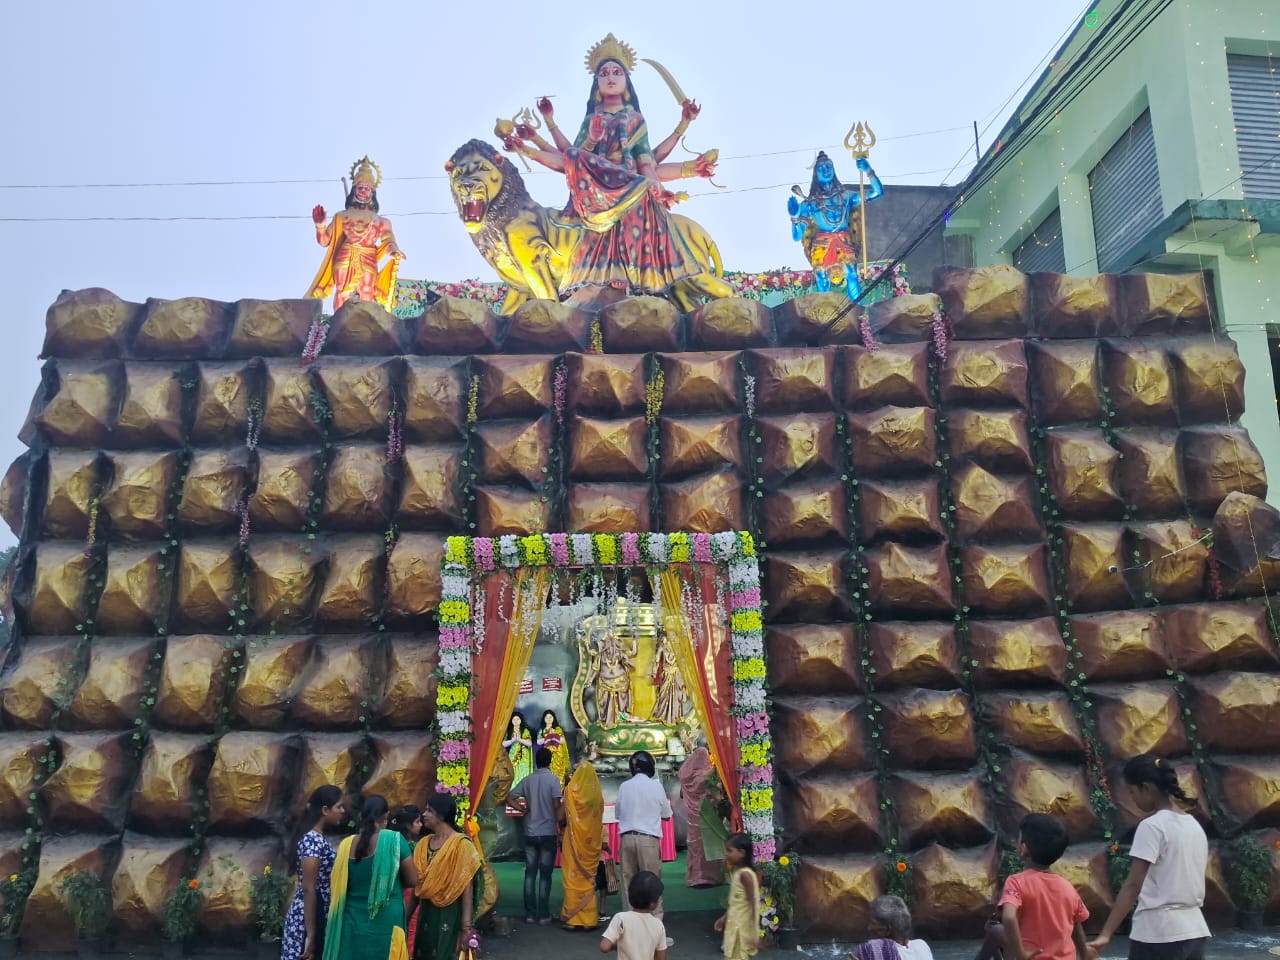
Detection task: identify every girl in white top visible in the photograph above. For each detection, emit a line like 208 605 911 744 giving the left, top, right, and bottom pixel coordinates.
1089 755 1210 960
601 871 667 960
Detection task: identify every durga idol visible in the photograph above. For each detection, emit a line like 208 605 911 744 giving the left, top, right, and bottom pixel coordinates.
501 33 732 310
306 156 405 311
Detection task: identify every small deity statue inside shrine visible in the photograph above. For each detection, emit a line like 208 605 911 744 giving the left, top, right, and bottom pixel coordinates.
590 625 639 729
650 630 687 727
306 156 405 311
788 147 883 299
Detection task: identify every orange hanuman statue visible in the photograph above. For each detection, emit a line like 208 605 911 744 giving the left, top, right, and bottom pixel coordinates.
306 156 404 310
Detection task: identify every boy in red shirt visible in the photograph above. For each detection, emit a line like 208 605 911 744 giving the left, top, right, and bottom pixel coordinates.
997 814 1092 960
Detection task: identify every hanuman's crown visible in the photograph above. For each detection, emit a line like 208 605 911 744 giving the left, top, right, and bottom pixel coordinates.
585 33 636 74
349 155 383 189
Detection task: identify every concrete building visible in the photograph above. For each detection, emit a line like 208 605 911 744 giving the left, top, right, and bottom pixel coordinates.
944 0 1280 501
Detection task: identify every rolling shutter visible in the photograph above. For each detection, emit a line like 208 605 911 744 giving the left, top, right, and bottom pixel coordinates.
1012 206 1067 273
1228 54 1280 200
1090 110 1162 273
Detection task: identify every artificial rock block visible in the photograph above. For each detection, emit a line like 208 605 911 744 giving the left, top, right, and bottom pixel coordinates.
892 771 994 850
982 692 1084 758
1046 430 1124 521
1028 341 1102 426
1212 757 1280 829
315 536 383 628
866 293 940 343
1168 337 1245 423
968 617 1066 690
1211 492 1280 596
294 733 366 813
868 622 960 691
0 735 48 830
110 833 190 939
473 486 550 537
175 541 240 632
950 464 1040 543
101 451 180 539
206 731 298 833
565 353 646 416
67 637 156 730
227 298 318 358
773 293 861 345
43 287 138 359
689 298 772 349
1191 671 1280 754
1128 521 1209 604
762 550 853 623
658 415 742 480
260 361 323 443
940 339 1028 407
234 636 314 729
749 347 836 413
313 358 394 439
998 753 1098 841
0 453 29 540
794 854 881 937
765 623 862 696
154 634 238 731
327 299 402 355
782 773 881 852
364 733 437 810
190 360 255 445
936 264 1029 339
763 478 849 547
475 356 553 419
946 408 1034 474
1071 610 1167 683
179 450 251 532
1113 430 1185 519
135 297 228 357
758 414 838 483
566 483 652 534
42 450 104 539
96 545 167 635
909 842 999 938
1059 524 1129 612
568 415 648 481
657 351 740 415
866 542 953 616
859 478 942 544
1102 340 1177 427
23 543 94 635
505 300 589 352
659 470 743 534
376 635 439 729
847 407 937 477
1182 426 1268 515
247 538 322 629
1117 271 1212 336
476 418 553 486
251 449 322 532
128 734 213 835
599 296 680 352
402 357 467 442
292 636 383 729
1161 602 1276 675
843 342 930 410
1092 681 1187 759
880 689 977 769
415 296 499 354
42 731 135 833
1054 843 1116 927
321 445 391 530
114 363 185 446
397 444 463 529
31 361 121 447
0 638 81 729
196 837 280 940
960 543 1052 617
22 834 118 951
385 532 444 623
772 696 868 776
1029 272 1118 339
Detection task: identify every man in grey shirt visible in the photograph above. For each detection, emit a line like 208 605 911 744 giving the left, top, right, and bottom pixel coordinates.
508 746 563 924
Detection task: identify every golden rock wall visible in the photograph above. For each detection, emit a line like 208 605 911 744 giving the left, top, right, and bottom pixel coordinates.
1 272 1278 947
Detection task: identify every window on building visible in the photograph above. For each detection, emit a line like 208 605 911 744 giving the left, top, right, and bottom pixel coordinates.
1012 206 1066 273
1228 54 1280 200
1090 109 1162 272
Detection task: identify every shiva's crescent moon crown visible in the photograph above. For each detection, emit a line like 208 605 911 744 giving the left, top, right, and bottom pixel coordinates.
585 33 637 74
349 156 383 189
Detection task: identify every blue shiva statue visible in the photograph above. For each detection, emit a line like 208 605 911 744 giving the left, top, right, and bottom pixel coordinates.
788 151 883 299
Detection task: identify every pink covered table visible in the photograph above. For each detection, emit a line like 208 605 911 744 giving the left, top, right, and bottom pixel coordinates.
554 802 677 867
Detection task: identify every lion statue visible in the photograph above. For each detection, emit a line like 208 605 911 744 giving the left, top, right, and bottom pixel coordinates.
446 139 727 314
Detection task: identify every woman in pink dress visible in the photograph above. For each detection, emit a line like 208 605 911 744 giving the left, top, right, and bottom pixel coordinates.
677 747 723 887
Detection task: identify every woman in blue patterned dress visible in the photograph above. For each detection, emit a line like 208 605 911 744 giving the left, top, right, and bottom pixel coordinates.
282 785 346 960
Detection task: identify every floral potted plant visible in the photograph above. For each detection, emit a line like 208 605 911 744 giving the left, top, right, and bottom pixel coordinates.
58 870 110 958
249 865 290 959
0 870 34 958
1222 834 1271 930
760 853 800 946
161 878 204 959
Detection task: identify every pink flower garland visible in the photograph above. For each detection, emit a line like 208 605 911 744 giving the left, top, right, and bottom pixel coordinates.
860 313 879 352
548 532 570 566
692 533 712 564
931 310 950 364
385 407 404 465
473 538 495 572
236 497 252 547
553 366 567 425
301 317 330 365
621 532 641 565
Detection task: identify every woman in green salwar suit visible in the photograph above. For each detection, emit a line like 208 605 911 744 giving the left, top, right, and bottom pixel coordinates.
324 796 420 960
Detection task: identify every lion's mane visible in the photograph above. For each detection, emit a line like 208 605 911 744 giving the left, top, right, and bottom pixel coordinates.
447 139 545 262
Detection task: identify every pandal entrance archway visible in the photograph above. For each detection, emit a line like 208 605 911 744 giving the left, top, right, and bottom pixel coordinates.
431 531 779 907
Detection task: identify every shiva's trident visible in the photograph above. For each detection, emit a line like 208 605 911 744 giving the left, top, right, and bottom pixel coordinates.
845 121 877 274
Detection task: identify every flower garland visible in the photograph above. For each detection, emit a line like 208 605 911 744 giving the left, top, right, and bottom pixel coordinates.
435 531 775 860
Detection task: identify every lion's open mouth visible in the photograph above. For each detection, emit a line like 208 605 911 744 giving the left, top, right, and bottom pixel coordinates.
461 198 486 223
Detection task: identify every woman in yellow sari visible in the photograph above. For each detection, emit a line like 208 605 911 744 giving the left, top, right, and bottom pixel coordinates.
560 762 604 931
413 793 482 960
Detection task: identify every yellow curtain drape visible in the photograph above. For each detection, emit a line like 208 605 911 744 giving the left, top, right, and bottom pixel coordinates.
470 566 551 806
651 568 738 811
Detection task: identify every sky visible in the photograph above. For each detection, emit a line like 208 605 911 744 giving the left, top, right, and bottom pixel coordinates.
0 0 1092 547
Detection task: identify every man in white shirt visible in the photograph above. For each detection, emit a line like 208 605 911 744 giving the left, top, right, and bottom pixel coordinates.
614 751 673 920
